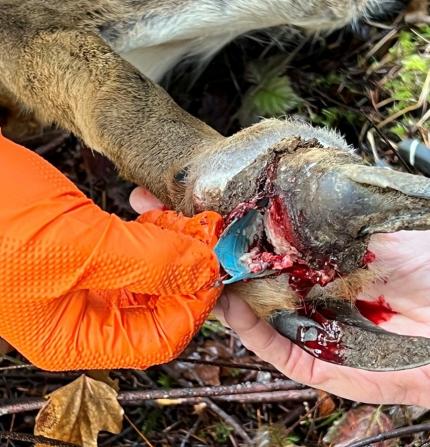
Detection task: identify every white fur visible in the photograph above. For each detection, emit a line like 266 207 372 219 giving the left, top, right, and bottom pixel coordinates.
120 35 234 81
116 0 369 53
112 0 394 80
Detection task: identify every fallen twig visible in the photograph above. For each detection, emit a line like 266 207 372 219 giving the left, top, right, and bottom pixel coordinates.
176 357 279 373
119 379 304 403
213 389 317 403
205 399 251 443
0 379 306 417
123 414 155 447
376 69 430 129
345 422 430 447
0 398 44 416
0 364 33 371
0 431 77 446
180 416 202 447
160 364 252 444
156 389 317 406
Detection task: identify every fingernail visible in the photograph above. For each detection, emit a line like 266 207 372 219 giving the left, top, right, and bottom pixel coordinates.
129 187 165 213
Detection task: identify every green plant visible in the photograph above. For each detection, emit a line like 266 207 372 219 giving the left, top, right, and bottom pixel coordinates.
213 422 234 443
200 319 226 337
156 373 173 389
238 56 304 126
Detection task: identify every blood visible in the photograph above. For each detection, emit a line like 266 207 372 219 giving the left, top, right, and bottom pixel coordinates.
355 295 397 325
229 193 338 297
362 250 376 265
302 339 343 363
267 196 300 250
243 242 336 297
289 264 336 297
222 157 339 296
296 310 344 363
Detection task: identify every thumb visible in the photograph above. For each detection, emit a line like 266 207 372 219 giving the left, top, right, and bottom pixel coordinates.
130 186 165 213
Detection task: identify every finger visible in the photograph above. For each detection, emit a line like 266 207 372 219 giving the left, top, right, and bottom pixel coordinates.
212 296 230 327
221 292 319 384
220 295 430 407
130 186 165 213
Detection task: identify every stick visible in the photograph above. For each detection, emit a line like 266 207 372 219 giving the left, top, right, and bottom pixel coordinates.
213 389 317 403
155 389 317 406
0 380 305 417
0 399 45 416
0 431 78 446
345 423 430 447
176 357 279 373
160 364 252 444
119 380 303 402
162 365 252 445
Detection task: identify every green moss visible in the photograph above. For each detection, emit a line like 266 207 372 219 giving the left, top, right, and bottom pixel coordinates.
384 26 430 136
390 122 408 139
256 424 302 446
141 408 164 435
403 53 429 72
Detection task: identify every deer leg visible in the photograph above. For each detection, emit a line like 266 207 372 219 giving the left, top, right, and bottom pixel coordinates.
0 7 224 205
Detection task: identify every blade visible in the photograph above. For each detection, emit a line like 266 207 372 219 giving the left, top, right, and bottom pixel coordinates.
214 209 274 284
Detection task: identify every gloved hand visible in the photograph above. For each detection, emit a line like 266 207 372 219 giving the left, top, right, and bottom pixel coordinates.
0 133 223 371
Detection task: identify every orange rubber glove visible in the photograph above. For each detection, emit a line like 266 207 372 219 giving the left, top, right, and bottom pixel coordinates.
0 133 223 371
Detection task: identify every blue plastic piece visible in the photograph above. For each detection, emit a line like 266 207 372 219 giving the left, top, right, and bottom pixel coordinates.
215 209 273 284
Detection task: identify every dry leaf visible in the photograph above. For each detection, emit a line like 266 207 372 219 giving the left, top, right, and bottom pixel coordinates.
194 364 221 386
35 374 123 447
317 391 337 417
388 404 430 427
0 337 13 355
324 405 395 447
193 402 208 415
86 370 119 393
202 340 232 359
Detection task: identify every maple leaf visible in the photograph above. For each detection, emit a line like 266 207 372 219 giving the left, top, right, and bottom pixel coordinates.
35 374 123 447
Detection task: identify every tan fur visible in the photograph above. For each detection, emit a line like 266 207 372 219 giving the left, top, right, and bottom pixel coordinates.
309 269 379 304
228 268 379 319
0 0 395 318
229 276 300 318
